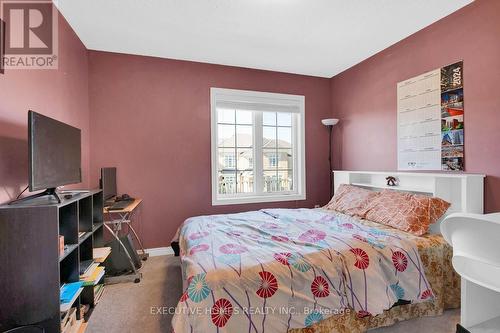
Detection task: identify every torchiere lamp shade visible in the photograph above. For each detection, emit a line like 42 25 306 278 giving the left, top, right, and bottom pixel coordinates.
321 118 339 126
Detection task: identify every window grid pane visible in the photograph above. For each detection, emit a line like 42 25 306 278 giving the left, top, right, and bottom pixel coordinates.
218 171 236 195
261 112 294 193
278 170 293 191
277 112 292 127
217 108 255 195
236 170 253 193
263 112 276 126
218 109 235 124
263 170 278 193
236 110 253 125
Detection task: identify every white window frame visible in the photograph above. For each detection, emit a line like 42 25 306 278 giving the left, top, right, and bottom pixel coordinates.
211 87 306 206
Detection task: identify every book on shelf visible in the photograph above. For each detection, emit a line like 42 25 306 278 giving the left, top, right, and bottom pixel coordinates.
81 266 105 286
79 259 94 276
93 246 111 263
60 281 84 304
60 282 84 313
94 284 103 294
80 262 99 279
59 235 65 256
94 284 105 303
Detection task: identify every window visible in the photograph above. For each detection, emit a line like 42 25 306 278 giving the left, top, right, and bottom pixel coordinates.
223 154 236 168
268 153 278 168
211 88 305 205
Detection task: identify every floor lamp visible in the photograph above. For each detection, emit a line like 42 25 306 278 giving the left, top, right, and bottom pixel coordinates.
321 118 339 198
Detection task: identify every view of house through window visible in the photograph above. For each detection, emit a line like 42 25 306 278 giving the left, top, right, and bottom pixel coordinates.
263 112 293 193
211 88 305 205
217 108 254 195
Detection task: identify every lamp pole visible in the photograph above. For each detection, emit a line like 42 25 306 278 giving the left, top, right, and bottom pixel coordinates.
321 118 339 199
328 124 333 198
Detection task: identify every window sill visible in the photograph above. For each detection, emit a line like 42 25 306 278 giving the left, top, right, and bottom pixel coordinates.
212 193 306 206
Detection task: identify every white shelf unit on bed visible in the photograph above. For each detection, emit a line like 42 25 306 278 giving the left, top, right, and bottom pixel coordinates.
333 170 485 233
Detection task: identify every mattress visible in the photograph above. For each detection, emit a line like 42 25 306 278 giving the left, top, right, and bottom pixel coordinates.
172 208 459 333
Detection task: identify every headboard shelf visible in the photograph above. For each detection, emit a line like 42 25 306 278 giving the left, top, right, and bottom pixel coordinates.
350 182 434 194
334 170 485 233
333 170 485 179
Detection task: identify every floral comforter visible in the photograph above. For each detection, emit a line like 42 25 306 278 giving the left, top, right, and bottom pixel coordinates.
172 209 434 333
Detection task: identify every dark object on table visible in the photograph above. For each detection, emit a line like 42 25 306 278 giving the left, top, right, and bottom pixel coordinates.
107 200 133 211
115 194 134 202
386 176 398 187
171 241 180 256
100 167 117 201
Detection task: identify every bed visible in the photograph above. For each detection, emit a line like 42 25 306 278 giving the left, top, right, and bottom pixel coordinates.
171 171 484 333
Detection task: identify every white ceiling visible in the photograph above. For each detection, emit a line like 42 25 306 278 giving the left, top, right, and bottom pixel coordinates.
54 0 473 78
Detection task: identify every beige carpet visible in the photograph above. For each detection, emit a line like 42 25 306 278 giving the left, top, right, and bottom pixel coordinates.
87 256 460 333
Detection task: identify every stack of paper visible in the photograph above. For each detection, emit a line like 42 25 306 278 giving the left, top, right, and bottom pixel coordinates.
93 247 111 263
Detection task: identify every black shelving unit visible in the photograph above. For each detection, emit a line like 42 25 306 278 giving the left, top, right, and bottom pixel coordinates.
0 189 105 332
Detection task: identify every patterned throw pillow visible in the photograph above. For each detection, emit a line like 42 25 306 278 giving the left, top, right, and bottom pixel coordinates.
429 197 452 225
324 184 380 217
364 189 451 236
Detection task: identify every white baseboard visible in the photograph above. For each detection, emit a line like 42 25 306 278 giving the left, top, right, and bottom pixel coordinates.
139 246 174 257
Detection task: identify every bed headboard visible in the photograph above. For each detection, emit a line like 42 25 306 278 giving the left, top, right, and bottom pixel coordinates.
333 170 485 234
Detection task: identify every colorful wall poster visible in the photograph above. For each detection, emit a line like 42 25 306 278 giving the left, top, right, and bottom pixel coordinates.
440 61 464 170
397 61 464 171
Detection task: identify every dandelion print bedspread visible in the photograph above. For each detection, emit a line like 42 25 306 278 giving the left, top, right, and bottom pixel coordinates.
172 209 434 333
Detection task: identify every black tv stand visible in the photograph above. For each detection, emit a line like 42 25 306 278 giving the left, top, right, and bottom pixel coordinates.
0 189 105 332
9 187 61 205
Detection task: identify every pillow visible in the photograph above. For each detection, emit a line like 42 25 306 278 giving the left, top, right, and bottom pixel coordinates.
364 189 450 236
324 184 380 217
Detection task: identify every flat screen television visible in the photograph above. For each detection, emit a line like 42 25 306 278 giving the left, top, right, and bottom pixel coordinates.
100 167 117 201
28 110 81 198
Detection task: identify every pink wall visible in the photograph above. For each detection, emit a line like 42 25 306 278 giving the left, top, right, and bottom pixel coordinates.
88 52 332 248
0 14 90 204
330 0 500 213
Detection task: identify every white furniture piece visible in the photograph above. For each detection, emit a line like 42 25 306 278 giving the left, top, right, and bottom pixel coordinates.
442 213 500 332
333 170 485 233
